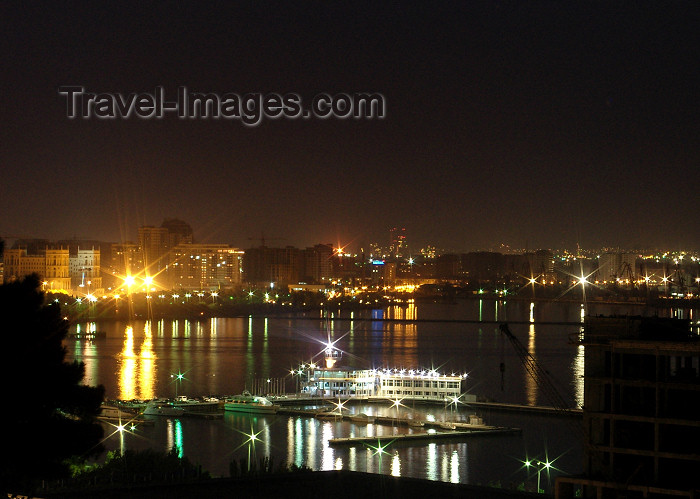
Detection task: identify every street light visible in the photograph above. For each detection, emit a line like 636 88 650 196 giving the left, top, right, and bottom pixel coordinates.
523 458 552 493
171 370 186 398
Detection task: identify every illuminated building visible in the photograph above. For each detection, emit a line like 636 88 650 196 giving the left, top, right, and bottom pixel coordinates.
170 243 243 290
389 226 407 258
137 226 169 278
367 258 396 286
556 317 700 498
3 244 104 295
108 242 143 279
3 248 43 283
2 246 72 292
41 247 66 290
138 219 194 287
69 248 103 295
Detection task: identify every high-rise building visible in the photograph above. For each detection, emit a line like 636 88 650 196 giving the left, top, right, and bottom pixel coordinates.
525 249 554 278
300 244 334 283
389 227 407 258
108 242 142 278
161 218 194 247
244 246 300 286
138 219 194 288
170 243 243 290
462 252 505 282
137 226 169 278
556 316 700 498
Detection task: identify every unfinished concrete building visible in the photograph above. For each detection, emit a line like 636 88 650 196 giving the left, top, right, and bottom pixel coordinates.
556 316 700 498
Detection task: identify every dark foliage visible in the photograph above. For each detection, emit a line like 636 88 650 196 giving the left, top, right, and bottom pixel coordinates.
229 456 312 478
57 448 209 490
0 274 105 494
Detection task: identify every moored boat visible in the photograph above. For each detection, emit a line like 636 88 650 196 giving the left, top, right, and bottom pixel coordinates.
143 400 186 417
172 396 222 416
100 403 138 419
349 412 375 424
224 391 279 414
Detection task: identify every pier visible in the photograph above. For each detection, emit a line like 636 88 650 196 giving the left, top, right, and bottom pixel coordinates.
468 401 582 416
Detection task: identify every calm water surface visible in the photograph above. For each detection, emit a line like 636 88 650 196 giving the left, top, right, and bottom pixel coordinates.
66 299 695 492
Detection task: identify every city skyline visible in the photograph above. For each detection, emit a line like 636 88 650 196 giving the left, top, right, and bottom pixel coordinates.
4 229 700 257
2 4 699 252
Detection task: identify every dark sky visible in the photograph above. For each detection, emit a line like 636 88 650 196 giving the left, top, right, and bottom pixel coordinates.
2 2 699 252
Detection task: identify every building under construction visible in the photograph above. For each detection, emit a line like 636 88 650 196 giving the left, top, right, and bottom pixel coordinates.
556 316 700 498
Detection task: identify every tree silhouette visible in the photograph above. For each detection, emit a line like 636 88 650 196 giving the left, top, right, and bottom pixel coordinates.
0 271 105 494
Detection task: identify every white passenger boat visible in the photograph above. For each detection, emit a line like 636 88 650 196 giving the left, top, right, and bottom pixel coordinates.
224 391 279 414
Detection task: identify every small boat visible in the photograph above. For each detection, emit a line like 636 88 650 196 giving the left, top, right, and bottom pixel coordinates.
143 400 186 417
98 404 153 425
407 419 425 428
100 403 138 419
349 413 375 424
224 391 279 414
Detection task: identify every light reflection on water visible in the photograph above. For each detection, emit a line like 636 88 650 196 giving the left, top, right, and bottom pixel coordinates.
64 301 698 489
391 452 400 476
139 321 155 400
119 325 136 400
321 422 334 470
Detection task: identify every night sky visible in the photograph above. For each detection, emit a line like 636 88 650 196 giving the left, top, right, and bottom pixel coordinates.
2 3 699 252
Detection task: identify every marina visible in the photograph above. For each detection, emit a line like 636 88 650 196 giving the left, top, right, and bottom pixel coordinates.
63 301 639 489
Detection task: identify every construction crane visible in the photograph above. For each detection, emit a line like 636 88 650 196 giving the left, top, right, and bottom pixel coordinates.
499 323 579 416
500 323 634 489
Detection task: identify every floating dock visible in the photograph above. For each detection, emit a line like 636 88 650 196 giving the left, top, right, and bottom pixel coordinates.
97 416 154 426
277 406 517 435
274 396 582 417
328 427 521 447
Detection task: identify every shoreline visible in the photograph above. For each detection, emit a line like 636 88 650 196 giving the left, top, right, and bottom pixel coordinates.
63 295 699 324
